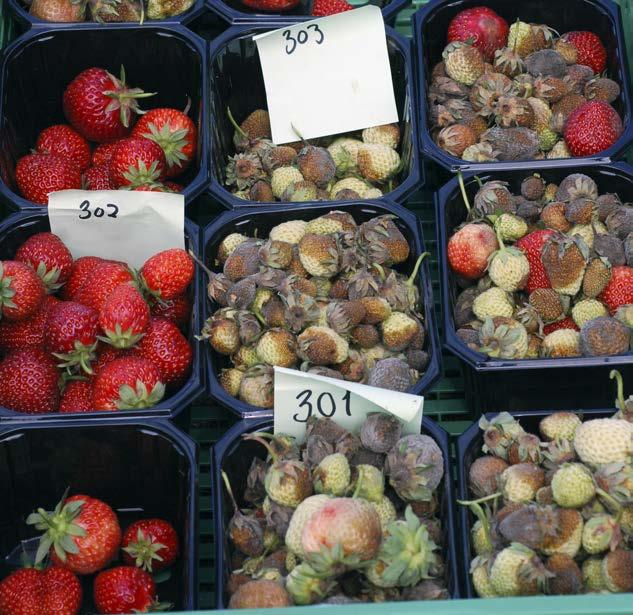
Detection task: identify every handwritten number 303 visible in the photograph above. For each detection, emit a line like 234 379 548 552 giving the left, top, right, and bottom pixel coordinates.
283 25 324 55
78 200 119 220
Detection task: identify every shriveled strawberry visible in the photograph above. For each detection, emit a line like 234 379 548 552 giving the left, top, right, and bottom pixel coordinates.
139 248 194 301
92 356 165 410
0 567 82 615
131 108 197 179
94 566 163 614
63 67 154 143
36 124 91 172
98 282 150 349
28 493 121 575
447 223 498 279
0 260 45 321
599 265 633 314
562 31 607 73
447 6 509 61
83 165 116 190
59 379 94 413
150 293 191 330
109 137 167 188
311 0 352 15
543 316 579 335
122 518 179 572
74 261 134 311
516 229 556 293
15 232 74 293
92 141 120 166
62 256 104 301
564 101 623 157
15 153 82 206
0 295 59 351
0 348 60 413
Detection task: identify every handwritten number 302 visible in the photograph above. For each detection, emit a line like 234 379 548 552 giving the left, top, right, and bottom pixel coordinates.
78 200 119 220
283 25 324 55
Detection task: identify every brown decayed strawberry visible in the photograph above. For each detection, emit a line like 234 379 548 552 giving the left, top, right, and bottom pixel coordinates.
15 153 82 206
0 348 60 413
59 379 94 413
0 567 82 615
139 248 194 301
92 141 120 166
35 124 91 172
63 67 154 143
0 260 46 321
83 165 115 190
562 31 607 73
149 293 191 330
0 295 59 351
121 518 179 572
62 256 104 301
74 261 134 311
564 101 623 157
599 265 633 314
15 232 74 293
542 316 579 336
135 317 192 385
98 282 150 349
447 6 509 61
516 229 556 293
93 566 163 614
109 137 167 188
447 223 498 279
311 0 352 16
92 356 165 410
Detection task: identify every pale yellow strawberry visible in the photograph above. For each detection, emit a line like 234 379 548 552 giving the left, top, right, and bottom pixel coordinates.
551 463 595 507
489 544 540 596
472 562 498 598
269 220 308 245
540 330 581 358
285 495 332 557
362 124 400 149
256 329 297 368
357 144 400 182
313 453 350 496
572 299 607 327
541 509 583 558
220 368 243 396
305 216 344 235
539 412 581 441
473 287 514 320
218 232 249 264
370 495 397 534
500 463 545 503
297 326 349 365
574 419 633 466
583 557 607 591
327 138 362 173
330 177 372 199
271 167 304 199
298 234 340 278
380 312 419 351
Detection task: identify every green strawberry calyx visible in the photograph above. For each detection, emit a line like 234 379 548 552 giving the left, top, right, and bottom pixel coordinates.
116 379 165 409
98 323 146 350
103 65 156 128
53 340 98 376
142 122 190 170
0 262 17 316
122 159 163 189
122 528 166 573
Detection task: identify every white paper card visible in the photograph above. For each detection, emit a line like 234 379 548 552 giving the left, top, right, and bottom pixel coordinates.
254 5 398 145
273 367 423 442
48 190 185 270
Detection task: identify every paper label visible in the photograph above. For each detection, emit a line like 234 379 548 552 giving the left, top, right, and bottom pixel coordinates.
273 367 423 442
254 5 398 145
48 190 185 270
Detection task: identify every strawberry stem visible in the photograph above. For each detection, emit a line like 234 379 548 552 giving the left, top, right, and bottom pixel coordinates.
221 470 241 514
457 171 471 212
242 433 278 463
596 487 623 522
474 175 483 188
610 369 626 414
227 107 247 139
407 252 429 286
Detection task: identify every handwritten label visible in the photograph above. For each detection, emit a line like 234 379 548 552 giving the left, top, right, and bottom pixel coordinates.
273 367 423 442
48 190 185 270
254 5 398 145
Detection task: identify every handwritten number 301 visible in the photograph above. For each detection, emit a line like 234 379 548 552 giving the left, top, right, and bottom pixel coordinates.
78 200 119 220
293 389 351 422
283 25 324 55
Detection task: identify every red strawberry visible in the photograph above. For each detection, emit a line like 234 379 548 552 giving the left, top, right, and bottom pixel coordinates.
150 293 191 330
564 101 623 157
84 165 116 190
447 223 498 279
92 141 120 166
311 0 352 15
543 316 579 335
131 108 197 179
63 256 104 301
15 153 82 206
135 318 192 385
0 295 59 351
99 282 150 349
133 184 172 192
516 229 556 293
36 124 91 172
109 137 167 188
164 181 183 192
121 519 179 572
63 67 154 143
599 265 633 314
0 567 82 615
139 248 194 301
0 348 60 413
92 345 133 377
0 260 45 321
562 31 607 73
15 232 74 293
59 379 94 413
28 493 121 575
92 356 165 410
447 6 509 61
74 261 134 311
93 567 163 614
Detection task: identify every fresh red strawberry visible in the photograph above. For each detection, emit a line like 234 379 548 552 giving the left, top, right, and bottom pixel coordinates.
28 493 121 575
74 261 134 311
83 165 116 190
0 295 59 351
109 137 167 188
516 229 556 293
131 108 197 179
15 232 74 293
63 67 154 143
447 223 498 280
543 316 579 335
35 124 91 172
15 153 82 205
62 256 104 301
447 6 509 61
564 100 623 156
92 141 120 166
59 379 94 413
46 301 99 374
121 519 179 572
599 265 633 314
135 318 192 385
0 348 60 413
99 282 150 349
92 356 165 410
164 181 183 192
0 567 82 615
562 31 607 73
0 260 45 321
93 567 163 614
150 293 191 330
311 0 352 16
139 248 194 301
92 345 133 377
133 184 172 192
